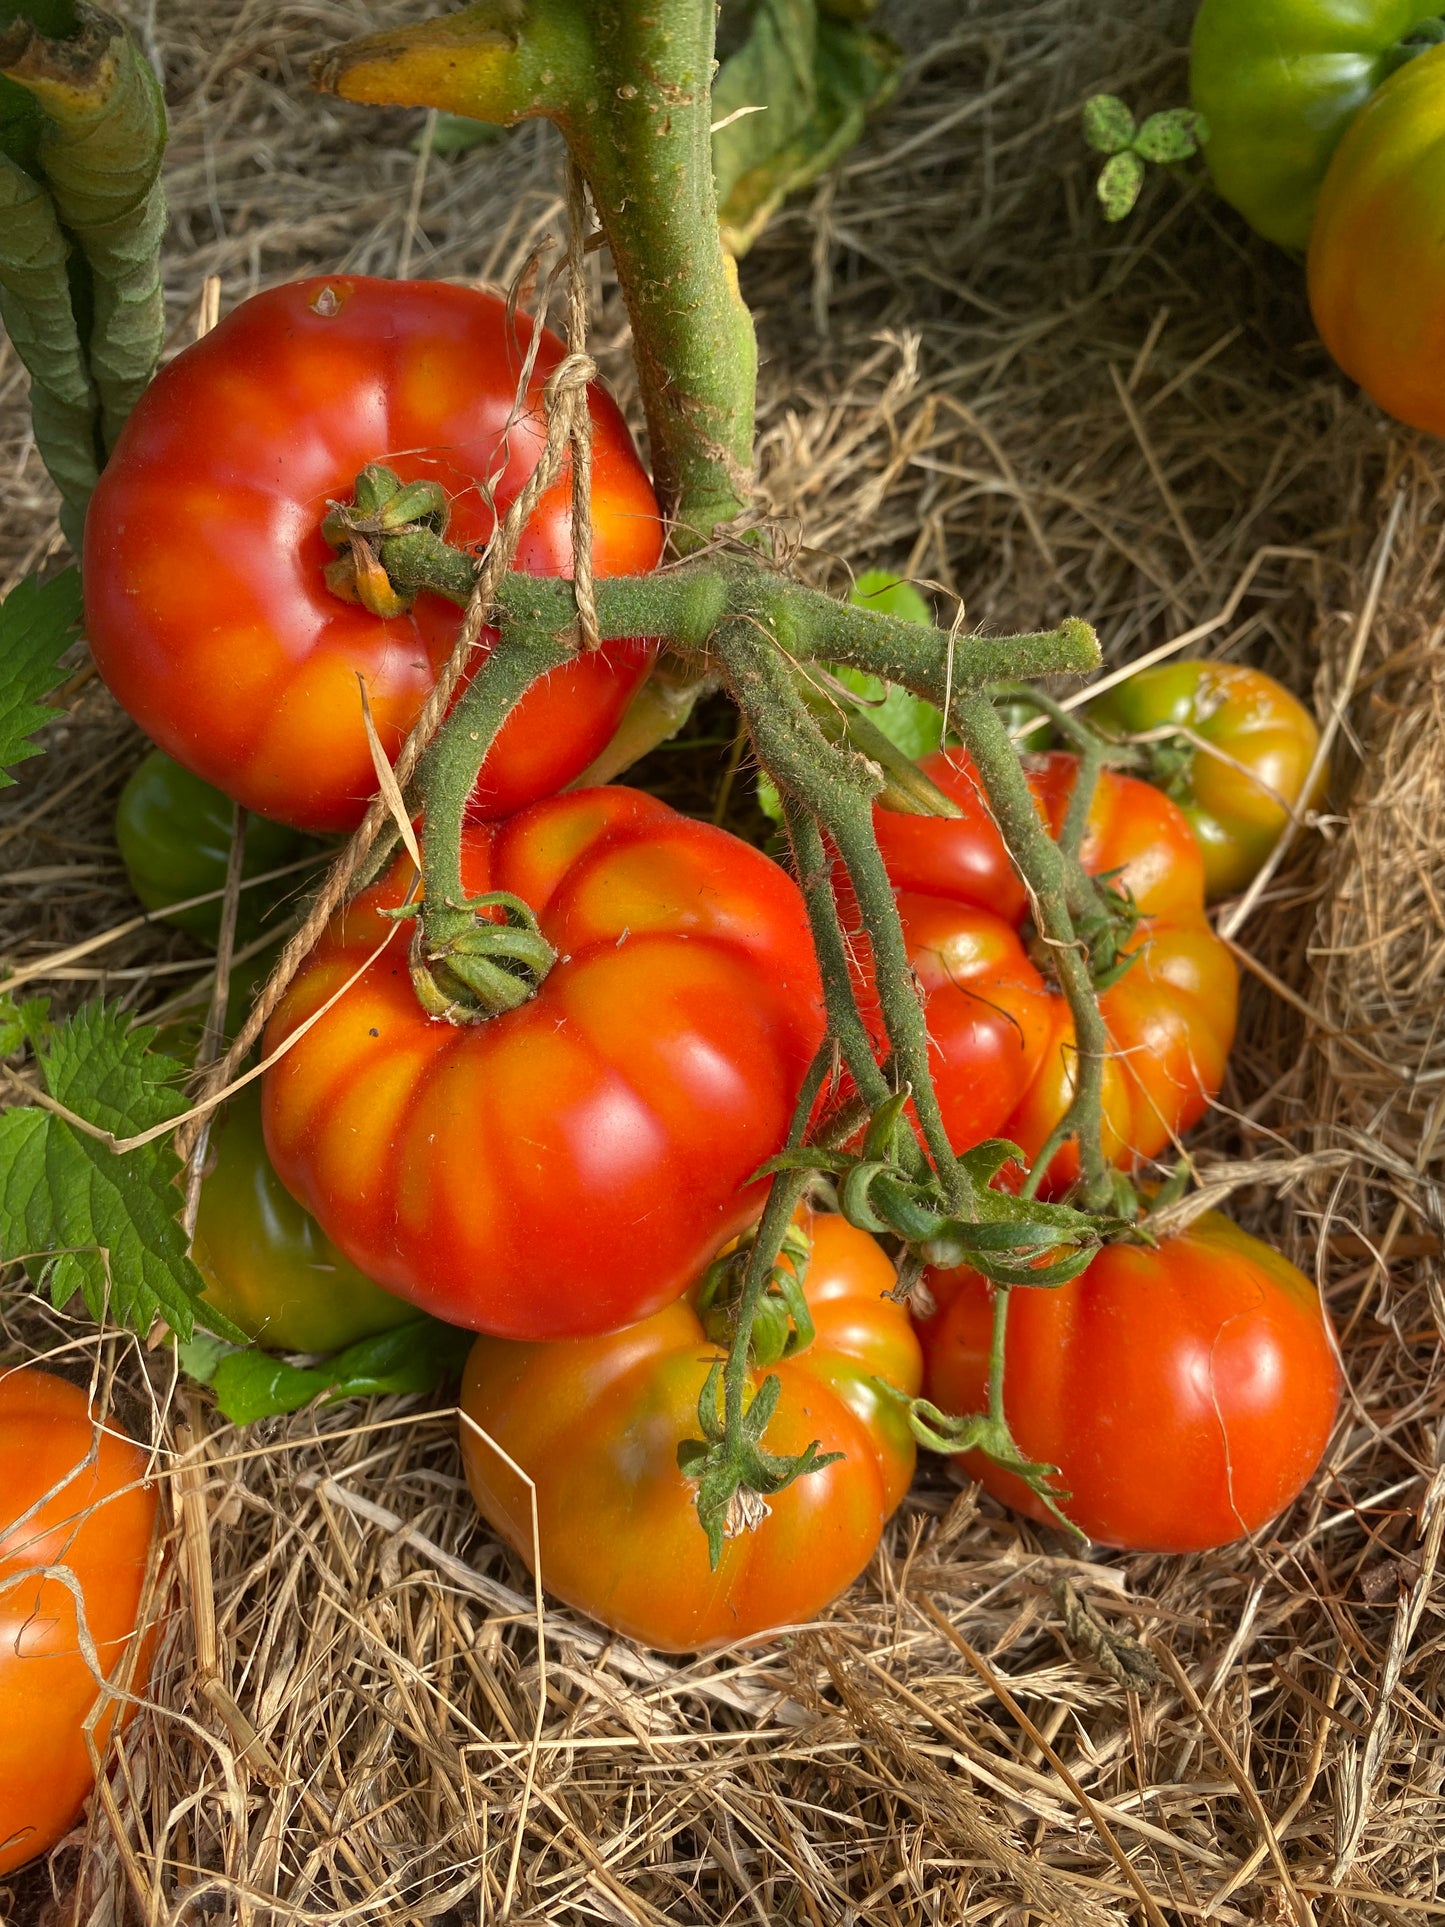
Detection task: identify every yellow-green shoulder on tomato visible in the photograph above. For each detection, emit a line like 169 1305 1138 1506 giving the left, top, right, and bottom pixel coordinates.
1084 660 1323 900
1308 39 1445 435
193 1084 420 1354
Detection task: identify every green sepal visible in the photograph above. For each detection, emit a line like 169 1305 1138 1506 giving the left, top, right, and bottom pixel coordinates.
885 1384 1082 1538
179 1316 472 1426
680 1360 843 1571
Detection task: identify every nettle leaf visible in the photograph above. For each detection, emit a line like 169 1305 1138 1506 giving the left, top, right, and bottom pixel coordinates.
1082 94 1136 156
1133 108 1207 164
0 1003 210 1338
0 568 83 784
180 1318 473 1425
1097 149 1146 223
713 0 901 256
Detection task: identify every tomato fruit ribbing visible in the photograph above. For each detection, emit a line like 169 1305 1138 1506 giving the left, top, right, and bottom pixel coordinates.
459 1211 921 1651
85 276 663 833
262 787 826 1340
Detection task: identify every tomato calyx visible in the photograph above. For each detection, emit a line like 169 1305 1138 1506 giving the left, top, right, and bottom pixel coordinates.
697 1220 816 1368
395 888 557 1022
894 1386 1081 1538
677 1363 843 1571
322 463 455 618
765 1090 1113 1287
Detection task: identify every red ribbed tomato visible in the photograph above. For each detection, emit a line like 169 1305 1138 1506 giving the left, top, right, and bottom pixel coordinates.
857 750 1238 1190
918 1214 1342 1551
85 276 662 833
459 1211 922 1650
0 1369 160 1877
262 788 825 1339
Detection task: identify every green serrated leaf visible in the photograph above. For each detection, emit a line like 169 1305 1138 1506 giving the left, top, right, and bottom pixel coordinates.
182 1318 471 1425
0 1002 209 1338
1082 94 1135 156
0 568 82 783
1133 108 1205 165
1097 149 1145 223
0 990 50 1057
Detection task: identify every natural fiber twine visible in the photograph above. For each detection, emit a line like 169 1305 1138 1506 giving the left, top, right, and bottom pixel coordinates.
2 0 1444 1920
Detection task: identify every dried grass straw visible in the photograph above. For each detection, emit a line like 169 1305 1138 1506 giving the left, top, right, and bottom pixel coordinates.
2 0 1443 1919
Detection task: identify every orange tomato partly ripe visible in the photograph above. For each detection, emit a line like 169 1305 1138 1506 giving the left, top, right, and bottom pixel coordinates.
1309 42 1445 435
918 1213 1342 1552
459 1212 922 1651
85 276 663 833
0 1369 160 1877
1085 661 1324 900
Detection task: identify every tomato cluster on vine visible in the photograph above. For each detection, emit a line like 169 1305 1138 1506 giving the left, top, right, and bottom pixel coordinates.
85 274 1339 1672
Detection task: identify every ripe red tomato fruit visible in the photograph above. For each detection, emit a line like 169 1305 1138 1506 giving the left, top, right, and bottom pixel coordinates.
857 751 1238 1190
1308 41 1445 436
262 787 825 1339
918 1213 1341 1551
0 1368 160 1876
84 276 663 833
459 1211 922 1650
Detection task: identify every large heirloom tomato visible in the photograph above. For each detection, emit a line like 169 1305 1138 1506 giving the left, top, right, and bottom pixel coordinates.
1085 661 1324 900
459 1211 921 1651
193 1086 419 1354
262 788 825 1340
1190 0 1444 249
1308 42 1445 435
85 276 663 833
859 751 1238 1190
0 1368 160 1877
918 1214 1342 1552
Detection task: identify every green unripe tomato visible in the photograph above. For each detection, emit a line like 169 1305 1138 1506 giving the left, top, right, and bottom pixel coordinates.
1085 661 1324 900
114 750 313 945
193 1085 420 1354
1190 0 1445 249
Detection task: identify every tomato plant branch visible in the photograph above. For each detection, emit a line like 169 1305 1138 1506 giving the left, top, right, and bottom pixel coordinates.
948 688 1114 1213
315 0 755 546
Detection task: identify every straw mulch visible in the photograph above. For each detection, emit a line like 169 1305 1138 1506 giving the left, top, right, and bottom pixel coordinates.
2 0 1443 1920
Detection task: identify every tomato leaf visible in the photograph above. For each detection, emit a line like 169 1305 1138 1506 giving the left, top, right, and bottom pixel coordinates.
0 568 83 785
179 1317 473 1425
0 1002 211 1339
713 0 901 256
